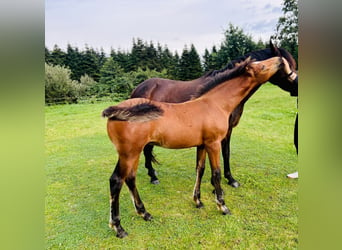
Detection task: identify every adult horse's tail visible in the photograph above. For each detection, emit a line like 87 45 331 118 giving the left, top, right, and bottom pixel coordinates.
102 102 164 122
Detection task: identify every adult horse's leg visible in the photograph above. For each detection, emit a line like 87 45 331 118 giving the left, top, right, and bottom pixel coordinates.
193 145 206 208
222 108 243 188
143 144 160 184
109 160 127 238
221 128 240 188
206 142 231 215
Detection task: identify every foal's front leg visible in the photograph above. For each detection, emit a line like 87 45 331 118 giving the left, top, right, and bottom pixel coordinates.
206 142 231 215
193 145 206 208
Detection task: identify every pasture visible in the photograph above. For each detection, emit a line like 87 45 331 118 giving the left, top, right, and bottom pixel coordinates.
45 83 298 249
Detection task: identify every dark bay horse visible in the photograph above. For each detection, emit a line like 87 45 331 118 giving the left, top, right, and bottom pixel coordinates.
131 42 297 187
103 57 283 238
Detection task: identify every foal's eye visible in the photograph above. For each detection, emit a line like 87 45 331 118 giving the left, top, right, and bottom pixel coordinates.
261 65 265 70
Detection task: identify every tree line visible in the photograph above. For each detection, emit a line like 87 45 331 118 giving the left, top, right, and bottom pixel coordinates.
45 24 265 104
45 1 298 104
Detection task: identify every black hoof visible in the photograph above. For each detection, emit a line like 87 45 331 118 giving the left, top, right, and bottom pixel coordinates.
150 179 160 185
116 230 128 238
222 208 231 215
143 212 152 221
196 202 204 208
228 180 240 188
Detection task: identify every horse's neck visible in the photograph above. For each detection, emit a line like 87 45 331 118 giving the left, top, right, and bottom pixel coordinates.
202 76 260 113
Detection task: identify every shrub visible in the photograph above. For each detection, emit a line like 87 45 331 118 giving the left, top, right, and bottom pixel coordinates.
45 63 95 104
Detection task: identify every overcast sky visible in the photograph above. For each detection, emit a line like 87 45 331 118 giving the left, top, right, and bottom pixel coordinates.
45 0 284 55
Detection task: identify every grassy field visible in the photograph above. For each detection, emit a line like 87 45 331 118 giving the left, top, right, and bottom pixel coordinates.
45 83 298 249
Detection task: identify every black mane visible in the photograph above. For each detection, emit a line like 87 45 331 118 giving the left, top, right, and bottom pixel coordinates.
193 57 251 98
205 48 274 78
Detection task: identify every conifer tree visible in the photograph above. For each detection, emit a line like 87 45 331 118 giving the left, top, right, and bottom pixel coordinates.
79 46 101 81
98 57 124 95
188 44 203 78
45 47 54 65
177 45 191 80
65 44 81 80
272 0 298 63
50 44 66 66
178 44 203 80
217 24 258 67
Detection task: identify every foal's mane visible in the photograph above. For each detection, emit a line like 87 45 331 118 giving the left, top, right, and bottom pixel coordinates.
193 57 251 98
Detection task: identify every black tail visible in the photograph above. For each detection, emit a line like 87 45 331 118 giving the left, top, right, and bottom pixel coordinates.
102 102 164 122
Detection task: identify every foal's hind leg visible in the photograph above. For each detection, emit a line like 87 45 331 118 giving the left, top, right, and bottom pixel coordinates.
193 145 206 208
109 153 146 238
109 160 128 238
206 142 231 215
143 145 160 184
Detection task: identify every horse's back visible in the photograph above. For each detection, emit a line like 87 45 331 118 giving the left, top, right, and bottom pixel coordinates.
131 78 176 100
131 77 203 103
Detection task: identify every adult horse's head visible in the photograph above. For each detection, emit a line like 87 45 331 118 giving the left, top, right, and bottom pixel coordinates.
268 41 297 92
209 41 297 94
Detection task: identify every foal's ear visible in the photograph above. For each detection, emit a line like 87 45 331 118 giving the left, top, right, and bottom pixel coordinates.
243 56 253 70
245 63 254 76
270 40 281 56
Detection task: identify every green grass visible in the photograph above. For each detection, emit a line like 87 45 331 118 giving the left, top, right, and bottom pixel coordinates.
45 84 298 249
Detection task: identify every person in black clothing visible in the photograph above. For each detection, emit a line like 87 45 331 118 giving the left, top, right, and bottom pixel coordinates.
282 57 298 178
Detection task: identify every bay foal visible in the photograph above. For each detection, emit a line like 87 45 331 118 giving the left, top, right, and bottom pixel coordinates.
102 57 283 238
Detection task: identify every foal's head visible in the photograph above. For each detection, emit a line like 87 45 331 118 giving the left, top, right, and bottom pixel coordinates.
245 57 283 83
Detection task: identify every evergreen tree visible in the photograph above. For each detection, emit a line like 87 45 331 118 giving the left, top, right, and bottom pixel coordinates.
169 52 180 79
177 44 203 80
255 38 266 50
217 23 258 67
45 47 54 65
129 38 146 71
272 0 298 63
203 46 220 72
203 48 211 72
177 46 191 80
65 44 82 80
98 57 125 95
146 41 158 70
111 48 130 72
160 46 175 77
50 44 66 66
79 45 101 81
156 43 164 70
188 44 203 78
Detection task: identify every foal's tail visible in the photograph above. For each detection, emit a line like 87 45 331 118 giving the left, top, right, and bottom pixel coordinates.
102 102 164 122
